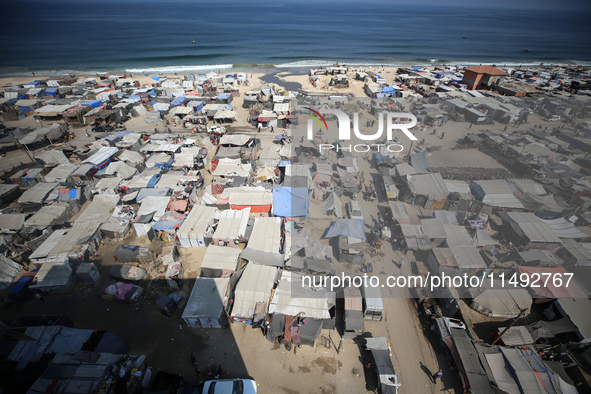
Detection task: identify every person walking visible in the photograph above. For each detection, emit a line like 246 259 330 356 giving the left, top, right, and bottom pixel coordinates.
441 131 445 139
432 369 443 382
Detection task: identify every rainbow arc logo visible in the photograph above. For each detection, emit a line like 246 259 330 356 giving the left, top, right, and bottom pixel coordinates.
305 107 328 132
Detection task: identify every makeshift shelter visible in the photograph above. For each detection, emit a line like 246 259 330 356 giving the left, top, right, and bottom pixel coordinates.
326 219 366 240
178 205 216 247
517 267 586 299
241 217 283 267
200 245 241 278
30 260 76 293
182 277 230 328
0 213 25 234
268 271 335 320
272 187 310 217
24 204 69 228
231 263 277 322
228 187 273 213
470 180 524 209
18 182 59 212
44 164 79 183
500 212 561 244
365 337 400 394
0 254 22 290
212 208 250 246
322 191 343 218
468 288 532 318
137 196 171 222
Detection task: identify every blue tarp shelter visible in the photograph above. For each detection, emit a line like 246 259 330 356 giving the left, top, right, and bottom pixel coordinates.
382 86 395 94
325 219 366 240
152 211 185 231
45 88 58 96
272 187 310 217
171 97 187 106
105 129 134 142
81 100 103 109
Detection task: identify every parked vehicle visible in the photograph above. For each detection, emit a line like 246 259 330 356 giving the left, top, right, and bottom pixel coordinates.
348 201 364 221
544 115 561 122
109 265 147 283
207 125 227 134
202 379 257 394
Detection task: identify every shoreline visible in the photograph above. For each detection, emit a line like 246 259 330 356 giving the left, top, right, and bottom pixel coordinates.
1 59 590 79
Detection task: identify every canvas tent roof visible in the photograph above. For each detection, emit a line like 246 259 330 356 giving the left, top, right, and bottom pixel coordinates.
219 134 251 146
200 245 241 275
246 217 282 253
470 288 532 318
515 192 563 213
231 263 277 319
555 298 591 341
213 208 250 240
228 187 273 207
406 173 448 200
0 213 25 232
19 182 58 204
501 212 561 243
74 195 119 225
137 196 171 221
517 266 587 299
82 147 119 166
326 219 366 240
178 205 216 241
268 271 335 319
24 204 69 228
322 191 343 218
182 277 229 320
540 217 588 239
471 180 524 209
0 254 22 290
559 239 591 266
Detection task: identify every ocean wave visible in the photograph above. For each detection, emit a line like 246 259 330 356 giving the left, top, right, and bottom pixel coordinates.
124 64 233 73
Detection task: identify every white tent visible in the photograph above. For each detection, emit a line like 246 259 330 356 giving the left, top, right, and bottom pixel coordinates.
178 205 216 247
231 263 277 320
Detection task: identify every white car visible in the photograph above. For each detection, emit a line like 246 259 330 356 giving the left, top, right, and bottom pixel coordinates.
348 201 364 221
202 379 257 394
207 125 227 134
544 115 561 122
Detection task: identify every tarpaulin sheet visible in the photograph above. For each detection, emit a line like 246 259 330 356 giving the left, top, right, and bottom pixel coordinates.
273 187 310 217
325 219 366 240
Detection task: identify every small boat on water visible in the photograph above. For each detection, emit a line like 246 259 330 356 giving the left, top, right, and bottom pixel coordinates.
462 35 466 39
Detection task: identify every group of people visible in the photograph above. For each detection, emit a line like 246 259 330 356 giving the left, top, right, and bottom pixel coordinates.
191 353 222 380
